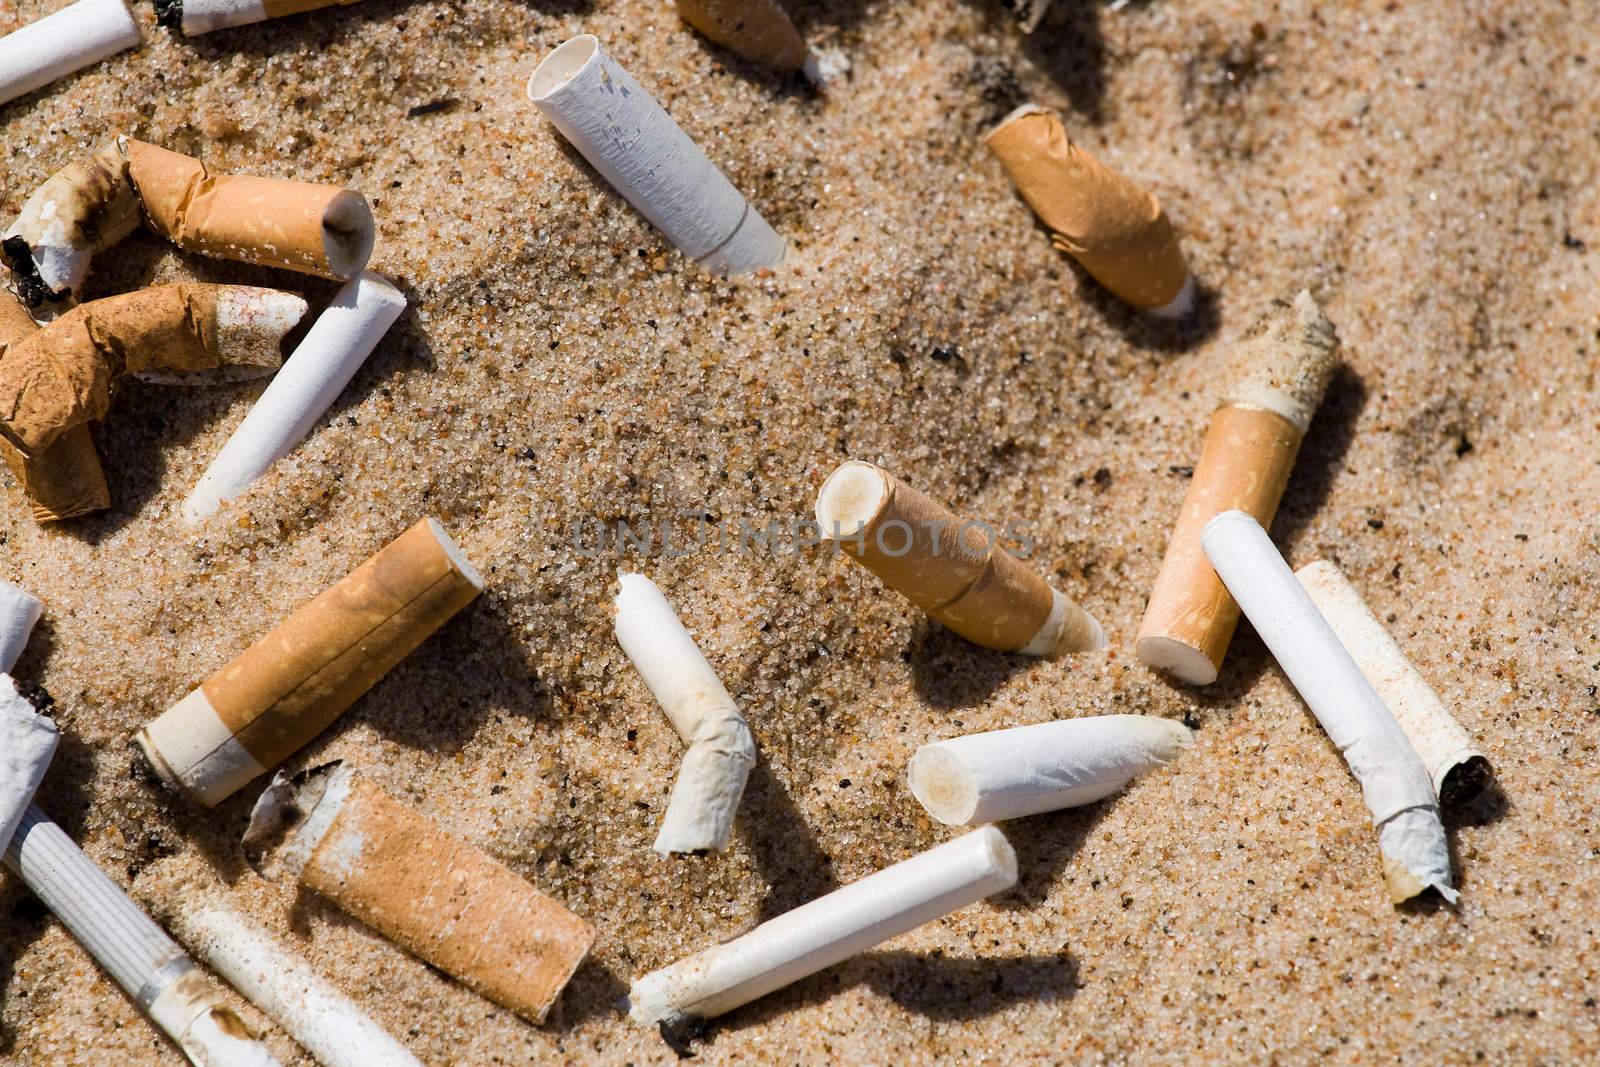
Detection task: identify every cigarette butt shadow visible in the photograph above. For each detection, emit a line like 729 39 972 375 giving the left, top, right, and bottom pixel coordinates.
5 614 55 679
1151 629 1274 720
546 958 629 1028
740 759 841 921
1015 1 1110 122
905 624 1031 712
152 776 257 884
1270 363 1367 556
990 801 1103 909
0 888 53 1055
1074 264 1223 355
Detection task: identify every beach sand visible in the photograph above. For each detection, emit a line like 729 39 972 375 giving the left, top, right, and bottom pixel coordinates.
2 0 1598 1062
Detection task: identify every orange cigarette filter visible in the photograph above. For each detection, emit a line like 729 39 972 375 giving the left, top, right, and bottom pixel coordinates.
674 0 809 73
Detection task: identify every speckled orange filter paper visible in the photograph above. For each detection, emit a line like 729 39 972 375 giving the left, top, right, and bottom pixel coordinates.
674 0 809 73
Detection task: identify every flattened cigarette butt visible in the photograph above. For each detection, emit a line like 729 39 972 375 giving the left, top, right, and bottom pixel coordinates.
1137 291 1339 685
909 714 1193 826
1296 560 1493 807
4 805 281 1066
168 904 422 1067
627 826 1017 1028
1202 511 1456 904
0 579 44 674
816 460 1104 657
673 0 808 75
243 762 596 1025
0 283 307 464
985 105 1192 316
528 35 786 275
0 0 141 110
136 517 483 807
0 676 59 856
613 573 757 855
156 0 366 36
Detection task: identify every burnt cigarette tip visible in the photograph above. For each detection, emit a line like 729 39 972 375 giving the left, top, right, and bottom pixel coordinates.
241 760 349 878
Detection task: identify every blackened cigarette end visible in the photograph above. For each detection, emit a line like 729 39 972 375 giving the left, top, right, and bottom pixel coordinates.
242 760 347 878
153 0 183 30
1438 754 1493 809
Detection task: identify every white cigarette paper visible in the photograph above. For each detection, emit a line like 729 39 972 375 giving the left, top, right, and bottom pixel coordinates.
1201 511 1457 904
172 905 421 1067
0 0 141 108
0 677 58 857
614 573 757 855
0 580 43 673
1295 560 1492 806
3 806 280 1066
626 825 1017 1026
182 271 405 522
908 714 1193 826
163 0 364 36
527 35 786 275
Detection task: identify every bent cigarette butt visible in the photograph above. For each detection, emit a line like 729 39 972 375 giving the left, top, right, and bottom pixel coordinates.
169 904 422 1067
1201 511 1456 905
157 0 366 36
613 574 757 855
0 676 58 856
243 763 596 1025
1295 560 1492 807
0 0 141 109
528 35 786 276
627 826 1016 1027
0 579 44 673
909 714 1193 826
816 460 1104 657
123 138 375 280
985 105 1190 315
1137 291 1338 685
136 517 483 807
4 805 281 1066
182 271 406 523
673 0 808 73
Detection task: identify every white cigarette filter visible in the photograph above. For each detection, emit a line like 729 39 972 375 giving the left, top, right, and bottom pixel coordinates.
1296 560 1493 807
0 676 58 857
0 0 141 109
816 460 1105 657
613 573 757 855
0 579 43 673
182 271 405 522
170 904 421 1067
527 35 786 276
627 825 1017 1027
3 805 281 1066
156 0 366 36
1201 511 1457 905
908 714 1193 826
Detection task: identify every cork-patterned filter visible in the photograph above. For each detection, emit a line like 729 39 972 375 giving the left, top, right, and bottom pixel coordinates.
674 0 809 73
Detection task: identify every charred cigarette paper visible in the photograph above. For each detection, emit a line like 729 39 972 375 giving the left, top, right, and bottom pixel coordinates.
136 517 482 807
0 579 43 673
627 825 1016 1027
613 573 757 855
985 105 1191 317
816 460 1104 657
157 0 366 36
1137 291 1339 685
4 806 281 1066
1296 560 1493 807
182 271 405 522
0 0 140 109
244 763 596 1025
1202 511 1456 904
170 904 421 1067
0 677 58 856
528 35 786 275
909 714 1193 826
673 0 837 86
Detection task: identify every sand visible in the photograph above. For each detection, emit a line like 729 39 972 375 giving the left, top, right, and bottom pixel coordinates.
2 0 1598 1063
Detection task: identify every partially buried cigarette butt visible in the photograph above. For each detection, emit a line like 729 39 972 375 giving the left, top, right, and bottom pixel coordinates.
0 0 141 110
1296 560 1493 806
135 517 483 807
528 35 786 275
986 104 1192 317
156 0 367 36
626 826 1016 1028
673 0 839 86
1137 290 1339 685
909 714 1193 826
816 460 1104 657
243 762 596 1025
613 573 757 855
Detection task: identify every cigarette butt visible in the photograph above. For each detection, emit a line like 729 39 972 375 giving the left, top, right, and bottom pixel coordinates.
0 676 58 856
0 0 141 109
0 579 43 674
1295 560 1493 806
0 283 307 460
1202 511 1456 905
528 35 786 275
1137 291 1339 685
122 138 375 280
157 0 367 36
4 804 282 1066
908 714 1193 826
182 271 406 523
626 826 1016 1027
2 137 140 307
985 105 1191 316
673 0 808 74
136 517 483 807
613 574 757 855
243 763 596 1025
816 460 1104 657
